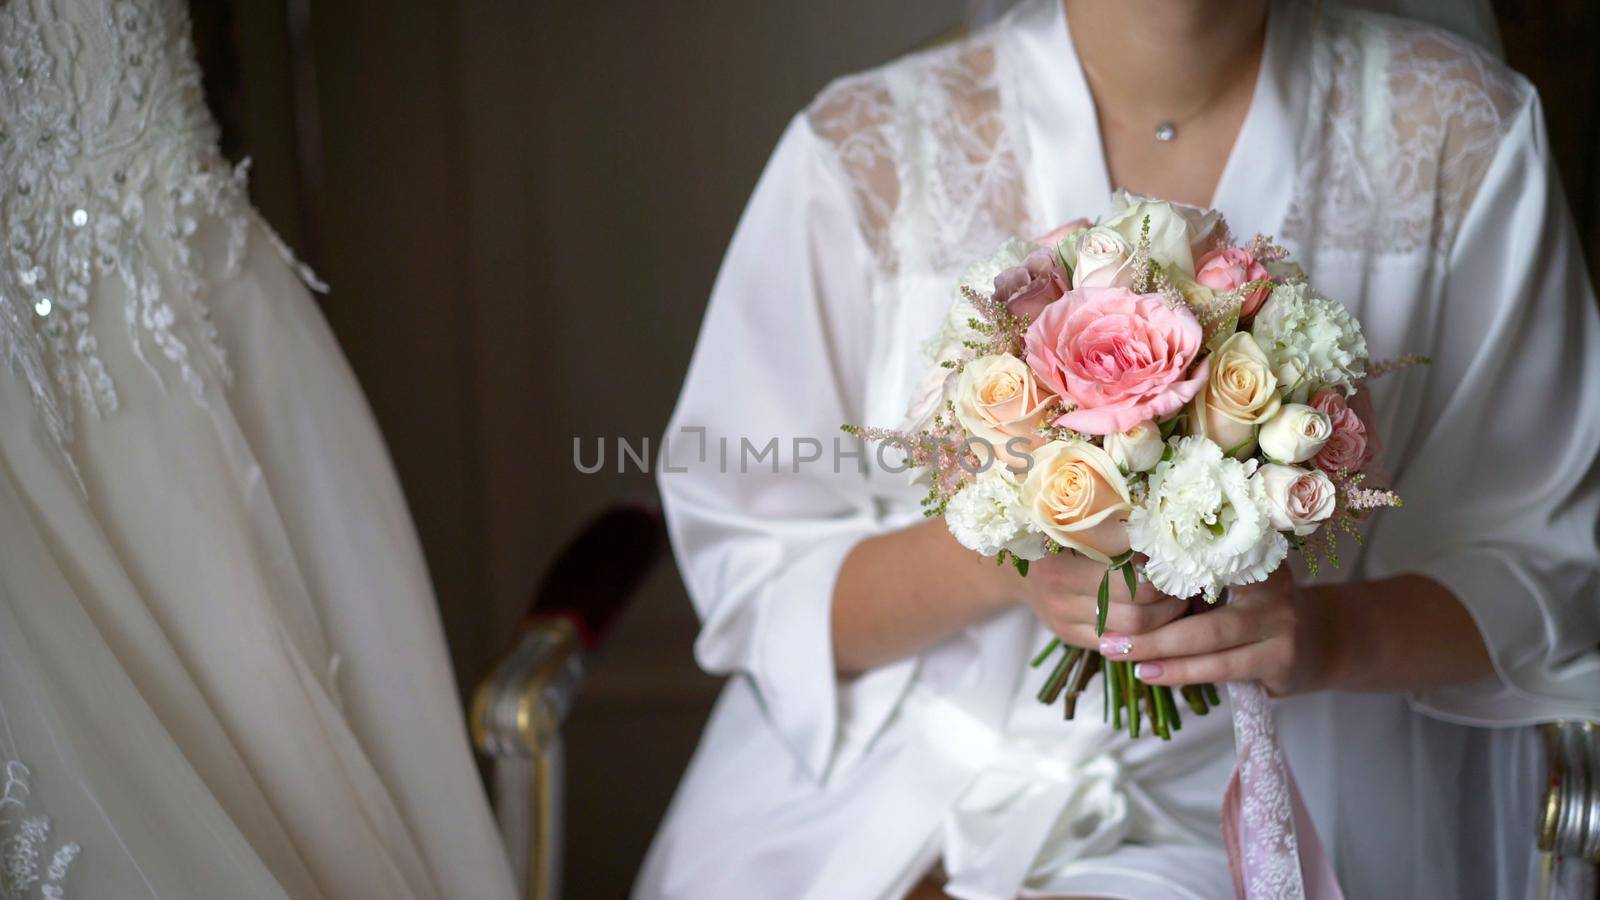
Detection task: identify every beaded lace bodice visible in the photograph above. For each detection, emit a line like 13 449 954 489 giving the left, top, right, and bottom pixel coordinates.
0 0 317 458
803 5 1525 287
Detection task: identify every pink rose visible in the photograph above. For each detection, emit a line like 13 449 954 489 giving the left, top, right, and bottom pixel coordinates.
1196 247 1271 318
1309 389 1373 473
1024 287 1209 435
994 248 1071 323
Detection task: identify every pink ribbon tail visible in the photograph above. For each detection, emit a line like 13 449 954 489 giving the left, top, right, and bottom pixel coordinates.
1221 680 1344 900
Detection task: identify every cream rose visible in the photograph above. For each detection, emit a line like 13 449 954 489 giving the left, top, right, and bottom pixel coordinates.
1189 332 1280 457
1254 464 1336 535
1258 403 1332 464
1104 420 1164 473
1070 226 1134 290
1019 440 1133 562
1100 189 1222 276
954 354 1055 470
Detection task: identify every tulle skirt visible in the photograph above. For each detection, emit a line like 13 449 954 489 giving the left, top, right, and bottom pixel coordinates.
0 212 516 899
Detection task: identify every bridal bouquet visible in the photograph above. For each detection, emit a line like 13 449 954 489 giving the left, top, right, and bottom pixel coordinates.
846 190 1418 739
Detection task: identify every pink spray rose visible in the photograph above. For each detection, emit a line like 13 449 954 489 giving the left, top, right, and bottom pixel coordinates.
1196 247 1271 318
1309 388 1373 473
1024 287 1209 435
994 248 1071 323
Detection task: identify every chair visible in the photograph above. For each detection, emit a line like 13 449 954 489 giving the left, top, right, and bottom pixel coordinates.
470 505 1600 899
471 505 668 900
1537 721 1600 899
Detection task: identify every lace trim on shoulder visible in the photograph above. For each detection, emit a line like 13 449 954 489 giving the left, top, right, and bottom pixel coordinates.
805 29 1033 279
1282 8 1527 257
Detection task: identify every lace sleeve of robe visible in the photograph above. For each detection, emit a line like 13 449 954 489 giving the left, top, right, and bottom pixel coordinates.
1362 87 1600 725
657 107 917 782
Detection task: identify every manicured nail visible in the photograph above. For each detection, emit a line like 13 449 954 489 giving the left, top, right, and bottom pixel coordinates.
1134 662 1162 679
1099 634 1133 656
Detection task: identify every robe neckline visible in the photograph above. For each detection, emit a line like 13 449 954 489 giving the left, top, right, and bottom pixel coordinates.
1003 0 1310 240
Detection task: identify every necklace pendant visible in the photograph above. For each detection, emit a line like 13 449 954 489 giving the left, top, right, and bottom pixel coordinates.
1154 121 1177 142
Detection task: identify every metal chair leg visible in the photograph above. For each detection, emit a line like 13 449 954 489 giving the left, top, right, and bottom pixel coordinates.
1537 721 1600 900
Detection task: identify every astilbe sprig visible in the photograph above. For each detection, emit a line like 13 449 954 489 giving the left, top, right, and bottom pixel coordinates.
1244 233 1292 264
960 284 1031 360
841 402 978 516
1363 354 1432 380
1128 215 1158 294
1292 468 1403 574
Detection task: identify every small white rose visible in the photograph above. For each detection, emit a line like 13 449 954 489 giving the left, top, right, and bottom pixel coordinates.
1254 464 1336 535
1104 420 1164 473
1258 403 1332 464
1071 226 1134 290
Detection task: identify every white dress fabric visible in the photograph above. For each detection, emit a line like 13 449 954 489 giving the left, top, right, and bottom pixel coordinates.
0 1 517 898
641 1 1600 898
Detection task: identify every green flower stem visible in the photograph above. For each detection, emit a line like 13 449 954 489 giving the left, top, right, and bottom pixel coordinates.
1103 655 1113 723
1029 637 1062 668
1110 661 1123 730
1062 648 1096 719
1152 679 1177 736
1123 661 1140 738
1181 684 1210 715
1204 683 1222 707
1036 645 1080 705
1158 684 1182 734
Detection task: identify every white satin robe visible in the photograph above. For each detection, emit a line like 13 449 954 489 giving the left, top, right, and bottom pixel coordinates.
640 2 1600 898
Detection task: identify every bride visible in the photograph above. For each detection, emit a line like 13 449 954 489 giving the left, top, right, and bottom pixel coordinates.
0 1 515 897
643 0 1600 898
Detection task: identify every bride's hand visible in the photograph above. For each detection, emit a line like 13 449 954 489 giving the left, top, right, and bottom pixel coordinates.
1007 552 1187 650
1106 567 1343 696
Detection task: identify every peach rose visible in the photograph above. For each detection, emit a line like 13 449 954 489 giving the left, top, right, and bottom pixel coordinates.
1024 286 1208 435
1309 388 1373 474
1019 439 1133 562
1196 247 1272 318
953 354 1055 471
1189 331 1281 457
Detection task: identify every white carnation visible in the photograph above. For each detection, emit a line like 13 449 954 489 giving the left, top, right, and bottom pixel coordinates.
1127 436 1288 600
945 467 1047 560
1250 283 1368 398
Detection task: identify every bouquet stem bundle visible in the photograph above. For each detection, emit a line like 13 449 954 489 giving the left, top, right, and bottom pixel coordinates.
1030 638 1218 740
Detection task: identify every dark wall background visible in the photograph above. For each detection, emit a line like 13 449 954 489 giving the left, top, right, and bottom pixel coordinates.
190 2 1600 897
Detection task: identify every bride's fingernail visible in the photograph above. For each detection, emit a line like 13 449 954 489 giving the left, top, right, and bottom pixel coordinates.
1099 634 1133 656
1134 662 1162 679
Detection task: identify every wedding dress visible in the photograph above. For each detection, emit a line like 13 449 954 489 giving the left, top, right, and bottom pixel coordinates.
0 1 516 897
642 0 1600 897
